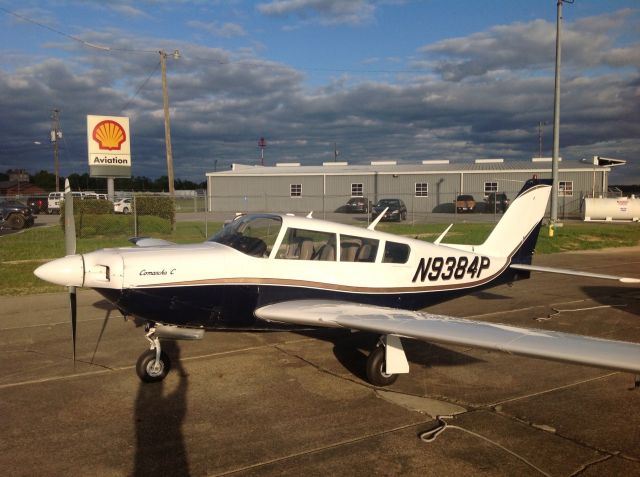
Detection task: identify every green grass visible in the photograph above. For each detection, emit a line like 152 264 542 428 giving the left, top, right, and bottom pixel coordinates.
1 220 637 296
0 221 224 296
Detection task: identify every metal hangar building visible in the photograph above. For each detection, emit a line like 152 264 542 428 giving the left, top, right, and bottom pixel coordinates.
205 156 623 218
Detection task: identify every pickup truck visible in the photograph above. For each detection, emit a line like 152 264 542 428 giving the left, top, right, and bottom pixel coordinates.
0 199 35 229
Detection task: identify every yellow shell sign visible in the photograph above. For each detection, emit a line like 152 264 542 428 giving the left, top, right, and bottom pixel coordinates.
87 115 131 177
92 120 126 150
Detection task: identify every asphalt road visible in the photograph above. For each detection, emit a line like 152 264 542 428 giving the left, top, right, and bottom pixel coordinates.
1 248 639 476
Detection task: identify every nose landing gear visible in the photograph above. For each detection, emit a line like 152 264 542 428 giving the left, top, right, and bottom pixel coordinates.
136 327 171 383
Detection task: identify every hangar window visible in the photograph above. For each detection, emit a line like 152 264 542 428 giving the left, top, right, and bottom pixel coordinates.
351 183 363 197
290 184 302 197
559 181 573 197
415 183 428 197
339 234 379 262
484 182 498 195
382 241 410 264
276 228 337 261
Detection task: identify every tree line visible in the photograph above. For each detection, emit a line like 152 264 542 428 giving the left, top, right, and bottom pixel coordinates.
1 169 206 192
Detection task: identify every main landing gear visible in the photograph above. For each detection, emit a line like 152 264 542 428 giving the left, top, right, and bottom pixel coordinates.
366 344 398 386
365 335 410 387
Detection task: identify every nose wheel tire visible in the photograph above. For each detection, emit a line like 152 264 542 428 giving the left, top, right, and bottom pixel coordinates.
136 349 171 383
366 345 398 386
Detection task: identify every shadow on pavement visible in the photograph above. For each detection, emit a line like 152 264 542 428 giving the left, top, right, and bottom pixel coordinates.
134 341 190 476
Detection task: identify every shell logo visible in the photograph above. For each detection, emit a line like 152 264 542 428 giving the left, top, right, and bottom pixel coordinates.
92 120 127 151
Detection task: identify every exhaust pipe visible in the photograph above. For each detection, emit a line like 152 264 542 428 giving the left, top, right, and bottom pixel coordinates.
155 324 204 340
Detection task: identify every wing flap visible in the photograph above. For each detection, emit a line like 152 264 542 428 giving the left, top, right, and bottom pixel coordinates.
255 299 640 374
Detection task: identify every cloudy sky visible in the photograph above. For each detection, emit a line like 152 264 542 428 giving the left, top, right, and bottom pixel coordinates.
0 0 638 183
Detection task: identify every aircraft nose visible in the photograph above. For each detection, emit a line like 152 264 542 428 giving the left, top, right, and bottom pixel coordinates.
34 255 84 287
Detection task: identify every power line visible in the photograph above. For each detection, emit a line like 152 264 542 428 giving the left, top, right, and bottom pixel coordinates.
0 6 156 54
0 6 429 77
121 60 161 111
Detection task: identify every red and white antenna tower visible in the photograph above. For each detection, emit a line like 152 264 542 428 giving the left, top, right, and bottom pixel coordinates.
258 137 267 166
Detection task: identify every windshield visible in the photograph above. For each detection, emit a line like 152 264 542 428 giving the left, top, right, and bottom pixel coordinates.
208 215 282 258
376 199 398 207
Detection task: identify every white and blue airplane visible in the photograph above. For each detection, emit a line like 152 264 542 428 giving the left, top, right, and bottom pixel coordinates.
35 178 640 385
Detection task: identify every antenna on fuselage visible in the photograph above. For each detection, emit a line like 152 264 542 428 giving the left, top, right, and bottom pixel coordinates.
434 224 453 245
367 207 388 231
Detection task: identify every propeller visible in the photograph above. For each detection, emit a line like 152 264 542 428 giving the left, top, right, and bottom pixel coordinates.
63 179 78 362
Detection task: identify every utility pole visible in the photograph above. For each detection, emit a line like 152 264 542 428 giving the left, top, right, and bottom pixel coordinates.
51 109 61 192
160 49 179 196
550 0 572 236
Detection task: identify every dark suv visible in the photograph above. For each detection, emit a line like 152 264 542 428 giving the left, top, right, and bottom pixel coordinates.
371 198 407 221
0 199 35 229
27 196 48 214
344 197 372 213
485 192 510 213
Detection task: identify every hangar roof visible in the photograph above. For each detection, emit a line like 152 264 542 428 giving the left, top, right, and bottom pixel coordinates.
207 160 611 177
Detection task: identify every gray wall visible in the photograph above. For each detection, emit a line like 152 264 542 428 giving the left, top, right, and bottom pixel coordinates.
208 169 606 218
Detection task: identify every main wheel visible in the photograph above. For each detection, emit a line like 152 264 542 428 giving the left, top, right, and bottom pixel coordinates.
136 349 171 383
123 207 130 215
366 345 398 386
8 214 25 230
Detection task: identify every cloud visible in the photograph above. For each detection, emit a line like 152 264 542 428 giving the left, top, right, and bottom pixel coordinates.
256 0 377 26
109 5 149 18
187 20 247 38
420 9 640 81
0 10 638 184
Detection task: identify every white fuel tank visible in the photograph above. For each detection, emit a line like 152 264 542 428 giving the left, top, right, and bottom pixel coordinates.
584 196 639 222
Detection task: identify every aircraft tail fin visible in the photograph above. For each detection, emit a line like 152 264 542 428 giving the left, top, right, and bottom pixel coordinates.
476 179 552 261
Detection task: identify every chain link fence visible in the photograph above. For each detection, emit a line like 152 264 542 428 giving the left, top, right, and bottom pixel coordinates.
1 187 599 243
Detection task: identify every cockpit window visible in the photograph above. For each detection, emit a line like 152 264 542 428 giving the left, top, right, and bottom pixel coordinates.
208 215 282 258
382 241 410 264
340 234 379 262
276 228 337 261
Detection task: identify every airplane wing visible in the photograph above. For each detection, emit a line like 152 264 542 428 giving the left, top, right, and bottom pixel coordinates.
255 299 640 374
510 263 640 283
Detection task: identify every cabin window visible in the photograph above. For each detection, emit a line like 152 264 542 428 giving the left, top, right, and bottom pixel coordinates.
351 183 363 197
339 234 379 262
559 181 573 196
290 184 302 197
415 183 428 197
382 241 410 264
276 228 337 261
484 182 498 195
208 215 282 258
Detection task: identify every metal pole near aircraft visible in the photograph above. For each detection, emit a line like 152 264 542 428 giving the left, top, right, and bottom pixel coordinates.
550 0 573 237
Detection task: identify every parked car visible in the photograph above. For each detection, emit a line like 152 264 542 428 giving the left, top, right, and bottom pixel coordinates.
485 192 510 213
113 198 133 214
0 199 35 229
344 197 372 213
371 198 407 221
27 196 48 214
455 194 476 213
47 191 63 214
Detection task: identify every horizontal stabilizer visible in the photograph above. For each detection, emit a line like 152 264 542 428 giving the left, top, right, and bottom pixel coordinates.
510 263 640 283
